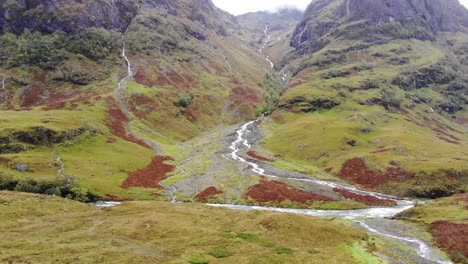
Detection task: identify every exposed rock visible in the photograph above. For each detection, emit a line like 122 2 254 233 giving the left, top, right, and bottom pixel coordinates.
291 0 468 51
15 163 28 172
346 140 357 147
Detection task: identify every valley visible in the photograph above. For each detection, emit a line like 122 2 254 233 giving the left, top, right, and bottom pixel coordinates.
0 0 467 263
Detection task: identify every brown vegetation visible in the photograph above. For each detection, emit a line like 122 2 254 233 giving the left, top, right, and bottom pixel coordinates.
333 188 396 206
247 151 274 162
230 87 261 106
195 186 224 202
430 221 468 263
122 156 175 189
244 180 336 204
105 97 151 149
338 158 414 189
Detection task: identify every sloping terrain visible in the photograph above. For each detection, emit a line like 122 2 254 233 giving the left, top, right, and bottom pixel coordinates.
0 191 384 263
0 0 272 199
258 0 468 198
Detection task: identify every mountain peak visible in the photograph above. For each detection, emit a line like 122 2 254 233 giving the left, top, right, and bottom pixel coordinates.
292 0 468 50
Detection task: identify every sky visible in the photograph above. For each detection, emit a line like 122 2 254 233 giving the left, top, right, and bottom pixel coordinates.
212 0 468 16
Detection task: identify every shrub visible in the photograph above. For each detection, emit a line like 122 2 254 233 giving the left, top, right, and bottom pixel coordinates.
359 79 380 90
381 87 402 108
65 28 117 61
208 246 233 258
175 93 194 108
0 176 100 202
188 256 209 264
274 247 294 255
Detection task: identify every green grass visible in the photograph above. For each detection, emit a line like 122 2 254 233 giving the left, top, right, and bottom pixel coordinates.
396 195 468 224
0 191 387 263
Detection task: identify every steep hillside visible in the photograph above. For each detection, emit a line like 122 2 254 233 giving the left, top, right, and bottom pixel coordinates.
237 8 302 63
0 0 269 199
258 0 468 198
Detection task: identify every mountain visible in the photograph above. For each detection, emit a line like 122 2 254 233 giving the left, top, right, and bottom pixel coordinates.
1 0 468 263
291 0 468 51
257 0 468 199
237 7 303 64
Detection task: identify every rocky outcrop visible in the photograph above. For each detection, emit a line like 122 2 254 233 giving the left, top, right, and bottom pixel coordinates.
0 0 237 35
291 0 468 49
0 0 139 33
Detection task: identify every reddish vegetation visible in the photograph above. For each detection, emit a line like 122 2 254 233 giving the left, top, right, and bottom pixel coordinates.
122 156 175 189
247 151 274 162
430 221 468 263
455 117 468 124
133 68 194 90
43 90 98 111
454 193 468 202
0 156 10 163
106 138 117 144
230 87 261 107
106 97 151 149
333 188 396 206
370 147 391 154
128 94 158 118
324 168 333 173
245 180 336 204
338 158 414 189
21 86 43 107
195 186 224 202
402 112 461 144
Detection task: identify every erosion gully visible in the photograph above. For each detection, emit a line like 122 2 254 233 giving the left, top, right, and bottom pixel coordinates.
114 33 177 202
212 120 452 264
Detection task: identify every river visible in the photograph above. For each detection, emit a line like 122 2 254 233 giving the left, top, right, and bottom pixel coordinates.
212 120 452 264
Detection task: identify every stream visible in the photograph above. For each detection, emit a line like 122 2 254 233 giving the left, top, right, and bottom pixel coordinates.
213 120 452 264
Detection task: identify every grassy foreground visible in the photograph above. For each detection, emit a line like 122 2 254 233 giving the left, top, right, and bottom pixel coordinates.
0 191 383 264
396 194 468 263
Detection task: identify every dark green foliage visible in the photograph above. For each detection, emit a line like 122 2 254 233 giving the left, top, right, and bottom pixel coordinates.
259 73 286 114
405 90 432 104
381 87 402 109
360 79 380 90
208 246 233 258
392 64 456 90
188 256 209 264
274 247 294 255
6 30 68 69
340 20 434 42
65 28 118 61
0 176 100 202
322 70 350 79
175 93 194 108
352 64 374 72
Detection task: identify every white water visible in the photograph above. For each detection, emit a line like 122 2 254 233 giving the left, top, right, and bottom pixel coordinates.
93 201 122 207
217 120 452 264
1 77 5 90
259 25 274 68
115 35 177 202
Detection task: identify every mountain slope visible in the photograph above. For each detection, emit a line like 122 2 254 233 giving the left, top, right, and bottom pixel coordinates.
0 0 270 199
258 0 468 198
